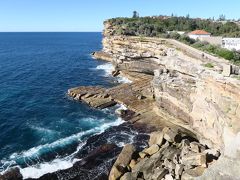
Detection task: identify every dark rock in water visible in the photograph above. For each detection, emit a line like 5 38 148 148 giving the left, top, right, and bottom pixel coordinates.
112 70 120 77
25 122 148 180
78 144 118 169
120 110 136 121
0 167 23 180
28 144 119 180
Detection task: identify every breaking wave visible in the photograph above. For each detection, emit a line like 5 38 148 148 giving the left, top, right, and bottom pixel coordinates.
95 63 132 83
1 117 124 179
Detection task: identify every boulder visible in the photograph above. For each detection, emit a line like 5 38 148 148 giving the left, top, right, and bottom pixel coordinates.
163 159 176 172
163 127 179 143
129 159 137 169
182 166 206 179
0 168 22 180
109 166 123 180
180 139 191 157
175 164 184 179
148 131 164 146
151 168 168 180
120 172 136 180
181 153 207 167
139 152 147 159
141 158 159 179
143 144 160 156
109 144 136 180
190 142 200 153
165 174 174 180
132 157 149 173
114 144 136 168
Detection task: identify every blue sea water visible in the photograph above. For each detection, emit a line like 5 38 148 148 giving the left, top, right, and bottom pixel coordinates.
0 32 133 178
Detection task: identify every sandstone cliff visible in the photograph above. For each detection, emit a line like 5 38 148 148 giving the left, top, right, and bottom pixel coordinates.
95 21 240 179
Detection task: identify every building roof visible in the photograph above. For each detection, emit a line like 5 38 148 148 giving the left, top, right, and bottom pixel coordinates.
189 30 211 35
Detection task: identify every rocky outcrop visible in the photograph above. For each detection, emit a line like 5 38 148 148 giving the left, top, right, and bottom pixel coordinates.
64 21 240 180
0 168 22 180
92 51 113 62
100 34 240 151
97 21 240 179
68 86 116 109
110 128 219 180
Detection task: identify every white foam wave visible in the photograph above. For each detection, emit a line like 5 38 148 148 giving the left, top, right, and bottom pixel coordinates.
20 156 80 179
11 117 122 159
2 117 124 179
118 104 128 111
117 76 133 84
95 63 132 84
96 63 114 77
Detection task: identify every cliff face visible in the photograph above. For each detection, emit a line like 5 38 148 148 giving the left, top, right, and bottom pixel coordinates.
101 22 240 162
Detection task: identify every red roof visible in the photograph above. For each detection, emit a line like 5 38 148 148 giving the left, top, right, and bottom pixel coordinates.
189 30 211 35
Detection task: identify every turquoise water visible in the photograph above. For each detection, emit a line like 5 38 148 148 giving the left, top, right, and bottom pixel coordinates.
0 32 134 178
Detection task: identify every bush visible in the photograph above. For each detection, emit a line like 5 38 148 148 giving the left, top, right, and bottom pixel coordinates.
192 41 209 48
204 63 214 68
216 49 234 60
169 32 181 39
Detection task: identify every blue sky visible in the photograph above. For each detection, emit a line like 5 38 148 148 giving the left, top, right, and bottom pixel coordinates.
0 0 239 32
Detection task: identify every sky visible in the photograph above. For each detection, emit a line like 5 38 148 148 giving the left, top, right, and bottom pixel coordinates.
0 0 239 32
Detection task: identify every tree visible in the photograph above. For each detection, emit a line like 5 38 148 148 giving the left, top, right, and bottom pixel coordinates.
133 11 139 18
218 14 226 21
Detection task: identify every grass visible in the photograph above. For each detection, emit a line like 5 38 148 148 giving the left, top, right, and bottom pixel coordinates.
203 63 214 68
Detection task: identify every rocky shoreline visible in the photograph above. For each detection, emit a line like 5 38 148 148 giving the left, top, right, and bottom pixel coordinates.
2 20 240 179
66 52 220 180
109 128 220 180
85 21 240 179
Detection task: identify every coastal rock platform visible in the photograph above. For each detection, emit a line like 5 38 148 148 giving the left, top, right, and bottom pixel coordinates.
68 72 195 136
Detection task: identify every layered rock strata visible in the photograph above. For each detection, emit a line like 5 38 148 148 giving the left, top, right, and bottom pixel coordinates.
91 24 240 179
97 34 240 151
68 72 195 133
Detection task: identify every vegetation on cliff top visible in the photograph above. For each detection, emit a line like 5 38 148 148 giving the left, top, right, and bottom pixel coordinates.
106 15 240 64
106 16 240 37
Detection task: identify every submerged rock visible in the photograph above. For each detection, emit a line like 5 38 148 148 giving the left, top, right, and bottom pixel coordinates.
0 168 22 180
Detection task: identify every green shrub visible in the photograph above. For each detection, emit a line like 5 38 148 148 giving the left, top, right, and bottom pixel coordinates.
216 49 234 60
169 32 181 39
203 63 214 68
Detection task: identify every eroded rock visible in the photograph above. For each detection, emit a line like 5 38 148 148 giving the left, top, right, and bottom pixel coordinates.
148 131 164 146
143 144 159 156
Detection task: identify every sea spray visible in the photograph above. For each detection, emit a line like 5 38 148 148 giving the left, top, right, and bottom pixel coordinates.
2 116 124 179
95 63 132 83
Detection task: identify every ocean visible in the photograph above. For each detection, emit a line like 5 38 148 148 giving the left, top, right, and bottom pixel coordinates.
0 33 147 179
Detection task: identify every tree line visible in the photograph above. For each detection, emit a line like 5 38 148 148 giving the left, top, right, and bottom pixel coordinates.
106 15 240 37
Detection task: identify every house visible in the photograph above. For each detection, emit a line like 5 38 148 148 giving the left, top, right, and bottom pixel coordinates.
222 38 240 51
188 30 211 40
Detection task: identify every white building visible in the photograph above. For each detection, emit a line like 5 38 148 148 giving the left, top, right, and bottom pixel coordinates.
188 30 211 40
222 38 240 51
